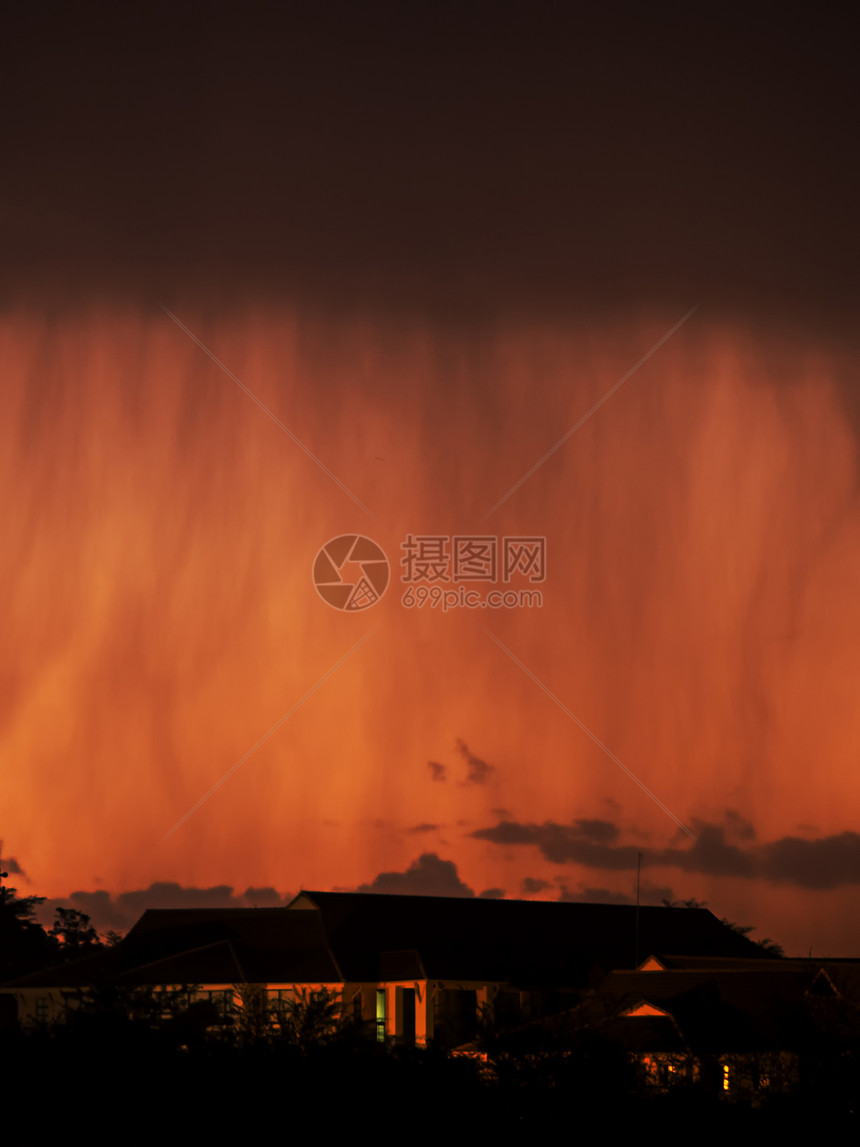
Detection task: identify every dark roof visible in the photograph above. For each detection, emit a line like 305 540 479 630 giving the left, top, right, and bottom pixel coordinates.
0 893 777 994
290 891 769 985
595 1013 690 1055
563 964 860 1053
1 907 341 990
0 947 122 989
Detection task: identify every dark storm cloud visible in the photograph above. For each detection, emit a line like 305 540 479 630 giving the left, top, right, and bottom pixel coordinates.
478 888 506 899
473 818 636 867
44 856 480 932
758 834 860 890
559 887 632 906
354 853 476 897
1 4 857 322
521 877 551 894
472 815 860 890
427 761 447 783
660 825 757 879
39 882 290 934
559 883 676 907
724 810 757 841
457 740 495 785
0 843 24 876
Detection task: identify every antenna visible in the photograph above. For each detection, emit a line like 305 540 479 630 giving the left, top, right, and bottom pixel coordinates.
634 851 642 967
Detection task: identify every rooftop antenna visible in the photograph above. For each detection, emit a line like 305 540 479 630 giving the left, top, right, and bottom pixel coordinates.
634 851 642 968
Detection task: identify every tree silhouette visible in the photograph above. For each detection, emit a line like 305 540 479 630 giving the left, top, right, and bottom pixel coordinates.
49 907 103 959
272 987 346 1051
233 983 271 1043
0 868 56 980
662 896 784 956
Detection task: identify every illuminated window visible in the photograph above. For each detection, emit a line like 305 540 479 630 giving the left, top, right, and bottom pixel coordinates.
722 1063 730 1092
655 1060 676 1087
376 989 386 1043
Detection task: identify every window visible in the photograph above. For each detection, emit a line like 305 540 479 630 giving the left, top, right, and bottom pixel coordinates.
376 989 386 1043
267 989 292 1028
198 989 233 1021
656 1061 675 1087
35 997 50 1023
268 989 293 1003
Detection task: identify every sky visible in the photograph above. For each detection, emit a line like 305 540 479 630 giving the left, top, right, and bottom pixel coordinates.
2 3 860 955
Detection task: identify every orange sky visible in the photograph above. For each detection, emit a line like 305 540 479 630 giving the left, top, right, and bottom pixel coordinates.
2 301 860 956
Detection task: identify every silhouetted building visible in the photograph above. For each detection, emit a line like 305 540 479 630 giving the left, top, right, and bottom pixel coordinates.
0 891 768 1044
529 953 860 1099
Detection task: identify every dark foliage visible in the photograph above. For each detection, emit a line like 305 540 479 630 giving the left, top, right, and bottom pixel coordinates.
0 870 111 983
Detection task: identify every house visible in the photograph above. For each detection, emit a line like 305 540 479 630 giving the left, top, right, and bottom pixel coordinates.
288 891 770 1046
0 892 770 1045
531 953 860 1099
0 904 342 1031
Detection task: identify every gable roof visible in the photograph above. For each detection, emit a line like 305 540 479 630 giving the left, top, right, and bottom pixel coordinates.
290 891 769 985
1 906 341 989
568 963 860 1053
1 893 775 994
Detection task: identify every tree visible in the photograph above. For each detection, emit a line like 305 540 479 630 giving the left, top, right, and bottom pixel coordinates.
0 868 56 980
662 894 784 956
233 983 272 1043
272 987 345 1051
49 907 103 960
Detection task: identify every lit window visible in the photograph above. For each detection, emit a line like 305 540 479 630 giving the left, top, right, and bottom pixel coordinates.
376 989 386 1043
723 1064 730 1092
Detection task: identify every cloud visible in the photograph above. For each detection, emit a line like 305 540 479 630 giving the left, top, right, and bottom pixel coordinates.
521 877 551 894
758 833 860 889
725 809 756 841
407 823 441 834
37 883 292 934
0 842 24 876
660 824 756 878
478 887 505 899
456 739 494 785
427 761 446 782
354 853 476 897
239 886 286 907
38 856 480 933
558 883 676 906
472 813 860 890
559 886 632 905
473 818 637 867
